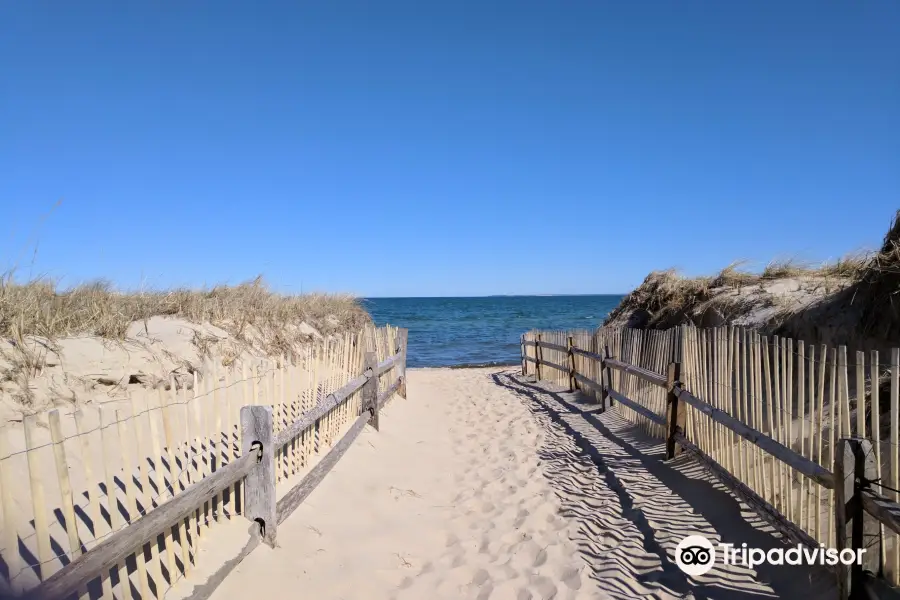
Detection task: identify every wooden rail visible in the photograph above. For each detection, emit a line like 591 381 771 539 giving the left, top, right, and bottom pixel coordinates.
276 412 370 525
535 357 568 375
862 489 900 537
604 358 668 388
376 354 400 375
571 346 604 362
607 387 667 426
275 368 404 525
378 378 403 406
274 373 369 448
674 432 821 550
531 340 568 353
525 330 837 566
525 328 900 597
26 451 260 600
528 335 834 490
672 384 835 489
573 372 603 392
24 336 408 600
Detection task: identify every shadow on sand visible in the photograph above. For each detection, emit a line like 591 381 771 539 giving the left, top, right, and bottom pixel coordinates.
491 370 836 600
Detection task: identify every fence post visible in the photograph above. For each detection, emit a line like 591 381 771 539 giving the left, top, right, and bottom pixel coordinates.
591 333 601 404
363 351 379 430
521 334 527 377
567 335 577 392
398 329 408 398
535 333 543 382
665 362 683 460
241 405 276 547
603 344 614 410
834 437 880 599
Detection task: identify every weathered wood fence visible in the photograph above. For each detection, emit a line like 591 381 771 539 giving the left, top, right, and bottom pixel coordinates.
0 325 408 600
523 326 900 599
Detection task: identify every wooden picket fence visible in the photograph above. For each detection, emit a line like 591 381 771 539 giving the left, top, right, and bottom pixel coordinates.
0 324 407 600
523 325 900 597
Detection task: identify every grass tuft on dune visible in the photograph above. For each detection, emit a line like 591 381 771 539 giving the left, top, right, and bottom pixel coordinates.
0 274 369 343
604 210 900 346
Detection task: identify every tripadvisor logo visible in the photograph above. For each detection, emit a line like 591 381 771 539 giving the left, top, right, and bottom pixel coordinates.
674 534 867 576
676 535 716 576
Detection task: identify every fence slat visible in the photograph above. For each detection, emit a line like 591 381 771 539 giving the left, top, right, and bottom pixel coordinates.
672 384 833 488
1 426 23 593
116 409 150 600
25 451 257 600
74 411 113 596
99 408 131 600
24 415 53 582
48 411 81 563
158 387 179 588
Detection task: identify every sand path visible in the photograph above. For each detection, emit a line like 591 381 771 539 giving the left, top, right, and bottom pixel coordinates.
192 368 836 600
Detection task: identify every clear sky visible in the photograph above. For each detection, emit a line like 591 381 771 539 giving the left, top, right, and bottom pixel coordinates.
2 2 898 297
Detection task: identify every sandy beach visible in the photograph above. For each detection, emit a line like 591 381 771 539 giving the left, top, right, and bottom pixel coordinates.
174 367 836 600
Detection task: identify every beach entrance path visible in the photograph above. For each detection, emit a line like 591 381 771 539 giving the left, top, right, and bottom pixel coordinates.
191 368 837 600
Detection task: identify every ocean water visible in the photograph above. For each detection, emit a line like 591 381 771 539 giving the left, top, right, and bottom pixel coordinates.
364 295 624 368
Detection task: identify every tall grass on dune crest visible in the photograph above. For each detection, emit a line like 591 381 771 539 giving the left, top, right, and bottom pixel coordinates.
604 238 880 331
0 274 371 410
852 211 900 337
0 273 370 343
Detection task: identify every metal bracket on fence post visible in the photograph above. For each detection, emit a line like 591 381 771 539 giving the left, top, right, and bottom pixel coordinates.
241 405 276 548
567 335 577 392
834 437 881 600
665 362 683 460
603 345 614 410
363 351 379 430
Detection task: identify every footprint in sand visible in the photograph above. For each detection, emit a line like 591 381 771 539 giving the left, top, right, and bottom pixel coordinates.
532 547 548 567
512 508 530 528
528 575 559 599
557 565 583 590
472 568 491 586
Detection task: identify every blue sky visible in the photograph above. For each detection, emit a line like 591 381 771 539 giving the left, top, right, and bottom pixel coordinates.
2 2 897 297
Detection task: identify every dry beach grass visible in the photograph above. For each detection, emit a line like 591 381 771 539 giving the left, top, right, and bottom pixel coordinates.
604 210 899 348
0 274 368 344
0 274 369 416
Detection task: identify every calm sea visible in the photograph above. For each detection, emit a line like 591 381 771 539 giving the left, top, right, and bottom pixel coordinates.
364 295 624 368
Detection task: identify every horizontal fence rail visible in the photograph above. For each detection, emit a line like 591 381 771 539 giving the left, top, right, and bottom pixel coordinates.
671 384 835 490
607 387 667 426
522 325 900 599
863 489 900 537
27 448 261 600
3 325 408 600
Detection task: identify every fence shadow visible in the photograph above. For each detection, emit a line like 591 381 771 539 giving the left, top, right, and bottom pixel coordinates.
491 370 837 600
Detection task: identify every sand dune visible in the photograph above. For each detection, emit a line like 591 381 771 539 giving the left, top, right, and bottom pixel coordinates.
178 367 836 600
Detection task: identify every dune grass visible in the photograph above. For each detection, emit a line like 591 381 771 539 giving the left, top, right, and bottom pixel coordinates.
603 210 900 339
604 250 876 330
0 274 370 343
0 274 370 409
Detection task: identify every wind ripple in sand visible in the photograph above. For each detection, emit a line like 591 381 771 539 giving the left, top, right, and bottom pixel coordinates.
198 368 604 600
196 368 834 600
402 380 600 600
494 371 837 600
